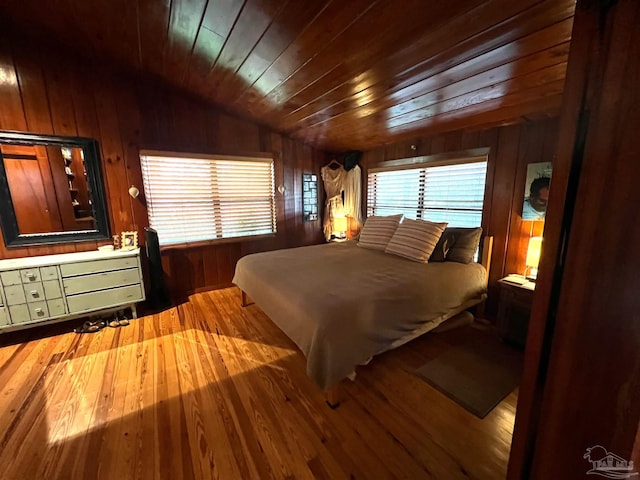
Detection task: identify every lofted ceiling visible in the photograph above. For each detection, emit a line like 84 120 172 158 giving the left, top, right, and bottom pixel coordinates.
1 0 575 151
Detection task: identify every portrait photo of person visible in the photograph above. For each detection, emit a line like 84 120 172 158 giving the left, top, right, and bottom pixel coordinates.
522 162 552 220
120 231 138 250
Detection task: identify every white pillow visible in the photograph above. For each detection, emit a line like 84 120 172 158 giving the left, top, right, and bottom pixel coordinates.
357 214 404 251
385 218 447 262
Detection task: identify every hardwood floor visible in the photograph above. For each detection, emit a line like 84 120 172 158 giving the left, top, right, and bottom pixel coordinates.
0 288 517 479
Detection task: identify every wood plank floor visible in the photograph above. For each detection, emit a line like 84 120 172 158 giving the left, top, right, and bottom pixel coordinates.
0 287 517 479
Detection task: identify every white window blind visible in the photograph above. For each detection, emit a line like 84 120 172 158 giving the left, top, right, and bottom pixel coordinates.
140 152 276 246
367 159 487 227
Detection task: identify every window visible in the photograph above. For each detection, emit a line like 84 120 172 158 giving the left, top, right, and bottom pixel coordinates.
367 157 487 227
140 151 276 246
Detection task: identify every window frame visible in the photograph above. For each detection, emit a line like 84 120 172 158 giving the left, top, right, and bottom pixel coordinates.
140 149 277 249
366 148 490 227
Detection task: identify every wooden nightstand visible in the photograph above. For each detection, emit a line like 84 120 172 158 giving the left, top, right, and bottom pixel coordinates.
496 275 535 348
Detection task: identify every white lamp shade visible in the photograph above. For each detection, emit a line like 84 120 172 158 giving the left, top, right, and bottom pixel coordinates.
525 236 543 269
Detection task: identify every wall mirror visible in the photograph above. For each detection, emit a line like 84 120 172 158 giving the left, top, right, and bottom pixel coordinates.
0 131 110 247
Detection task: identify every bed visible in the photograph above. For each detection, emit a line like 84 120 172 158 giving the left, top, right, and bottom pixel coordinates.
232 238 490 404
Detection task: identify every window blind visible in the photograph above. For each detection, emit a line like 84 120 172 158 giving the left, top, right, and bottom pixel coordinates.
140 152 276 246
367 159 487 227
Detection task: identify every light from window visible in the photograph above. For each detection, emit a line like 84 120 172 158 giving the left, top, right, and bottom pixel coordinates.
367 159 487 227
140 152 276 246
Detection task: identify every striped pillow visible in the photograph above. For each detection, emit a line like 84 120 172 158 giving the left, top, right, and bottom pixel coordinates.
357 214 404 251
385 218 448 262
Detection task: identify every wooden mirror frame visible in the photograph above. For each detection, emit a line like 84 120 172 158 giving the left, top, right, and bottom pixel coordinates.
0 131 111 247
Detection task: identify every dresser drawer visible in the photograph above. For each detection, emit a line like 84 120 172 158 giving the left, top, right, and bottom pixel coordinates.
43 280 62 299
0 250 143 332
63 268 141 295
28 301 49 321
8 304 31 323
22 280 62 303
0 270 22 286
47 298 66 317
67 284 143 314
5 284 27 305
24 283 45 303
21 268 41 283
9 301 50 323
40 266 59 281
60 257 138 277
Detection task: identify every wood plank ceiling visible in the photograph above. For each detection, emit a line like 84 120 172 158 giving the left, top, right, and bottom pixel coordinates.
0 0 575 151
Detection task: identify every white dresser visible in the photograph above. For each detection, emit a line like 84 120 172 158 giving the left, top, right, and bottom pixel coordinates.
0 248 145 332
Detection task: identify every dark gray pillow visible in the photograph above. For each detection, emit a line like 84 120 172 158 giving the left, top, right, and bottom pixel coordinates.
429 229 455 262
446 227 483 264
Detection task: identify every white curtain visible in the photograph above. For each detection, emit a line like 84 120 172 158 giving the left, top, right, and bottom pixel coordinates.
343 165 362 225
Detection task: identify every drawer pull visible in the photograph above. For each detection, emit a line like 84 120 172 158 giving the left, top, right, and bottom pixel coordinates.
35 308 43 314
30 290 39 297
26 272 36 280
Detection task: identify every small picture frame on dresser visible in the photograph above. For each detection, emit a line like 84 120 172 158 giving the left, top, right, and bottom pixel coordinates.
120 231 138 250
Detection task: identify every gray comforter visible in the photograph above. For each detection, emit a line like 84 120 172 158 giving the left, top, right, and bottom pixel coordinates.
232 241 487 390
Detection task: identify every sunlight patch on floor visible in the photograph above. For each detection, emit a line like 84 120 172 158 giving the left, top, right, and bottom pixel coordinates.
44 328 296 445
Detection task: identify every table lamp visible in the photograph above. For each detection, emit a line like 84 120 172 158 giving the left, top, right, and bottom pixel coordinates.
333 216 348 239
525 236 543 280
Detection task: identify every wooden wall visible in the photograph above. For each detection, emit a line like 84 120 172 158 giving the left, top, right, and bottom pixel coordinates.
509 0 640 476
360 118 558 317
0 31 325 298
0 24 559 304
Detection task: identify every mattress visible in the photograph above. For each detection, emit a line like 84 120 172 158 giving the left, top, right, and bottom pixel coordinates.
232 240 487 390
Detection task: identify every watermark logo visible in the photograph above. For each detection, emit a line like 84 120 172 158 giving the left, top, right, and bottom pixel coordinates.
584 445 638 479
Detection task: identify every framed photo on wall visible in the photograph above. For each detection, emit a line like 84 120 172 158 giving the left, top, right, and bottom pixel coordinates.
121 231 138 250
522 162 552 220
